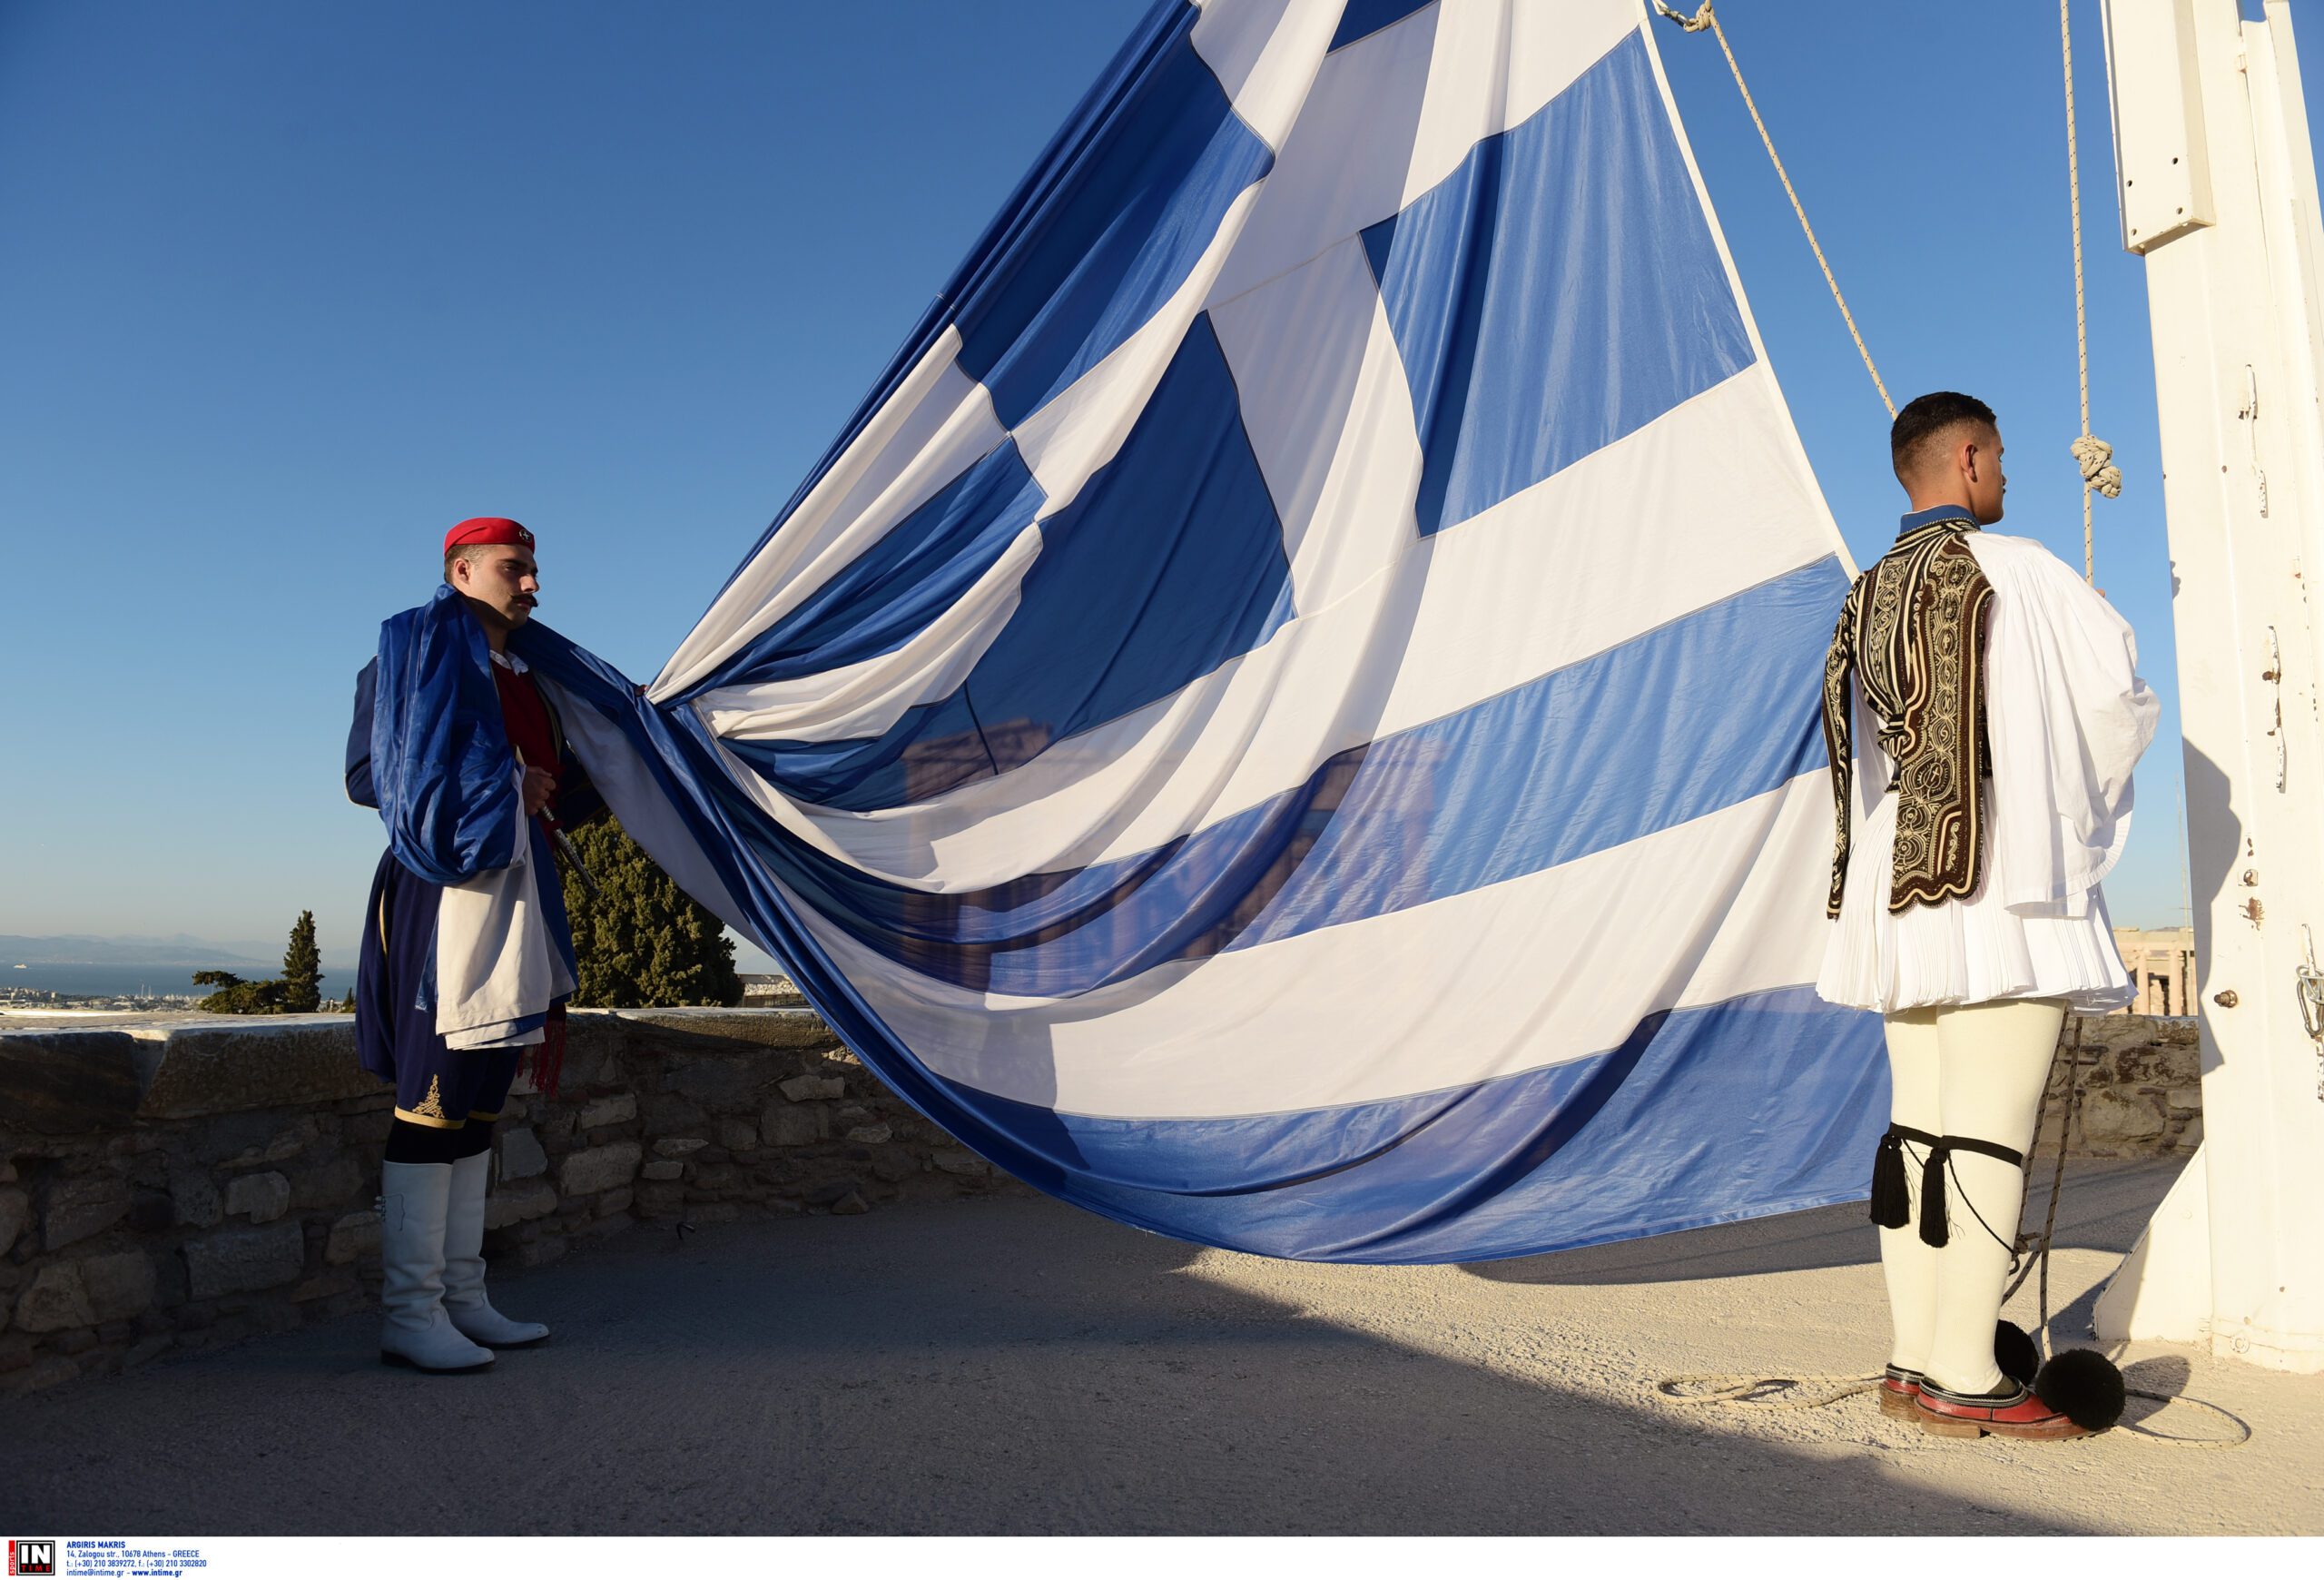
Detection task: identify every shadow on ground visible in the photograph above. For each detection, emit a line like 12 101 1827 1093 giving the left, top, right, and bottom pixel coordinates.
0 1173 2191 1535
1465 1158 2182 1288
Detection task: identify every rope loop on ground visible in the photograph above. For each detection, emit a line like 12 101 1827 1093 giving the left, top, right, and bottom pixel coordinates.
2117 1392 2254 1449
1656 1374 1877 1410
1653 1375 2250 1447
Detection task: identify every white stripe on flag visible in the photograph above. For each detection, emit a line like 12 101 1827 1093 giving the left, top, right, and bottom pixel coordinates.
691 525 1042 746
1189 0 1345 153
780 769 1836 1119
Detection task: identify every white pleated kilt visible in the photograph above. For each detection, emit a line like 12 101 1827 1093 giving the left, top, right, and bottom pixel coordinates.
1816 781 2135 1014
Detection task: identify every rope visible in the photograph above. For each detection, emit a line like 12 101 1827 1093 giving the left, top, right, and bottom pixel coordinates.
1657 1375 1877 1410
2059 0 2120 583
1655 1375 2249 1447
2035 1015 2085 1357
1998 1017 2081 1329
1652 2 1894 419
2009 1065 2056 1299
1655 2 2122 573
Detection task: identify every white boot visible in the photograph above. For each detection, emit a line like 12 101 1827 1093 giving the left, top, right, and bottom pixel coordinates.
442 1150 550 1348
379 1160 495 1372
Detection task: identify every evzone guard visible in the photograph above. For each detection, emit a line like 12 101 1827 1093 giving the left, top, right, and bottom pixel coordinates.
345 517 601 1372
1818 392 2159 1439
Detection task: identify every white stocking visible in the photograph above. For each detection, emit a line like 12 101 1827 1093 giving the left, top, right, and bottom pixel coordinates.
1923 996 2066 1394
1877 1008 1944 1375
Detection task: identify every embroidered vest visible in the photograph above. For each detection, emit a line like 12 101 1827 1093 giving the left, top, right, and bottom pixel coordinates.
1820 516 1995 916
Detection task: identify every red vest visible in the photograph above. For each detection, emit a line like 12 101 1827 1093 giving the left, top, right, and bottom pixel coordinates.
492 659 559 791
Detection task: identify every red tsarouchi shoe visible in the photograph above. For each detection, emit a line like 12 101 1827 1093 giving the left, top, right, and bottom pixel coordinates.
1914 1379 2093 1440
1877 1365 1925 1420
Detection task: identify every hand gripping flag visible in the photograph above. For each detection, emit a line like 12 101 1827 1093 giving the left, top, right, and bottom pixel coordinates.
513 0 1887 1261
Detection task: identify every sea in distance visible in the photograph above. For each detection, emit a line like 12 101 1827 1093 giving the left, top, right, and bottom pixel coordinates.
3 963 342 999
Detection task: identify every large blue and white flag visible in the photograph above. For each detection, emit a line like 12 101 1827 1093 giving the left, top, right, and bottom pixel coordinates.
517 0 1887 1261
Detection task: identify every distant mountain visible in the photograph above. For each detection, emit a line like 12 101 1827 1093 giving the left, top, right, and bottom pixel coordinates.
0 933 358 970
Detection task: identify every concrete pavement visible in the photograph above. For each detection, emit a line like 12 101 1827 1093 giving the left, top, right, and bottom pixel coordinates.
1 1159 2311 1535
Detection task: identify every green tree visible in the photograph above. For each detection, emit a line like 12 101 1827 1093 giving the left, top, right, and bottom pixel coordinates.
191 969 290 1014
281 909 323 1012
565 818 743 1008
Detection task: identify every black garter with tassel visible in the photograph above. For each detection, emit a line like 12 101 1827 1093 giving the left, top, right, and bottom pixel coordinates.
1916 1134 2026 1248
1868 1123 1940 1229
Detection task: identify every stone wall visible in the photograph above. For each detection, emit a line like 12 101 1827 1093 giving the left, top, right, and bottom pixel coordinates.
2034 1012 2204 1158
0 1008 2205 1397
0 1008 1026 1397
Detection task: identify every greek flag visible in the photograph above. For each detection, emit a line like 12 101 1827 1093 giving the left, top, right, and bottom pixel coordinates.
517 0 1886 1261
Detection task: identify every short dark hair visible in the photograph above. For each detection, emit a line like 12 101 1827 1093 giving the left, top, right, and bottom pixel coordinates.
444 542 493 585
1890 391 1997 479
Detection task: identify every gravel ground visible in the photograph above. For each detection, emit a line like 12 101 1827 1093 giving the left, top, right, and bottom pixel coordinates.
1 1158 2310 1536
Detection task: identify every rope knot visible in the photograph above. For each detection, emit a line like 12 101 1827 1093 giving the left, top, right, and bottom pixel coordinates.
1652 2 1717 33
2072 433 2123 499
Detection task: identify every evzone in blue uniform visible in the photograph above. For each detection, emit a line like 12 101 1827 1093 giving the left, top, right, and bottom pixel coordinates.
347 516 599 1373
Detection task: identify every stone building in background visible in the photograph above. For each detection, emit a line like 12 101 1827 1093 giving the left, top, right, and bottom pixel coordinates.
2112 925 2194 1017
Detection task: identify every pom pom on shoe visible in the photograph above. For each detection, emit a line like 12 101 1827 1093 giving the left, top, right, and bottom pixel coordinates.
2034 1348 2126 1432
1994 1319 2040 1388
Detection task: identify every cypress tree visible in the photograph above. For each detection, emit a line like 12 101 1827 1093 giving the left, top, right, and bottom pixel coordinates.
564 818 743 1008
281 909 323 1013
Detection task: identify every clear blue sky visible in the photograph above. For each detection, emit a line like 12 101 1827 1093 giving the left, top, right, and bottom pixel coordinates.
2 0 2303 961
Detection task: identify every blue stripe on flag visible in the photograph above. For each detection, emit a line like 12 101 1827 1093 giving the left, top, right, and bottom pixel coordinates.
734 313 1296 812
724 689 996 809
1329 0 1437 53
1363 32 1754 537
718 558 1845 996
1226 558 1842 952
959 313 1297 765
954 6 1275 429
703 441 1047 689
723 738 1364 995
936 984 1886 1262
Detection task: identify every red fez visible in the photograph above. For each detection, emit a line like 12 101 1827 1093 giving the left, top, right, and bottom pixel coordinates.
443 517 536 556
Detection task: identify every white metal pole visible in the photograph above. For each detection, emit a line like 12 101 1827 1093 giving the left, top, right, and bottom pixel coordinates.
2093 0 2324 1374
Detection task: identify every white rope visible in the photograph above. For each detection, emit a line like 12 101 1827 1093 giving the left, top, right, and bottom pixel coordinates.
1657 1374 1878 1410
2036 1016 2083 1358
1652 2 1894 419
1656 0 2122 578
2060 0 2120 583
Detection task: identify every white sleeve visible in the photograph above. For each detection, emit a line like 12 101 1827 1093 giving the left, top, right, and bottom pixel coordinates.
1975 536 2162 913
1848 665 1888 834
